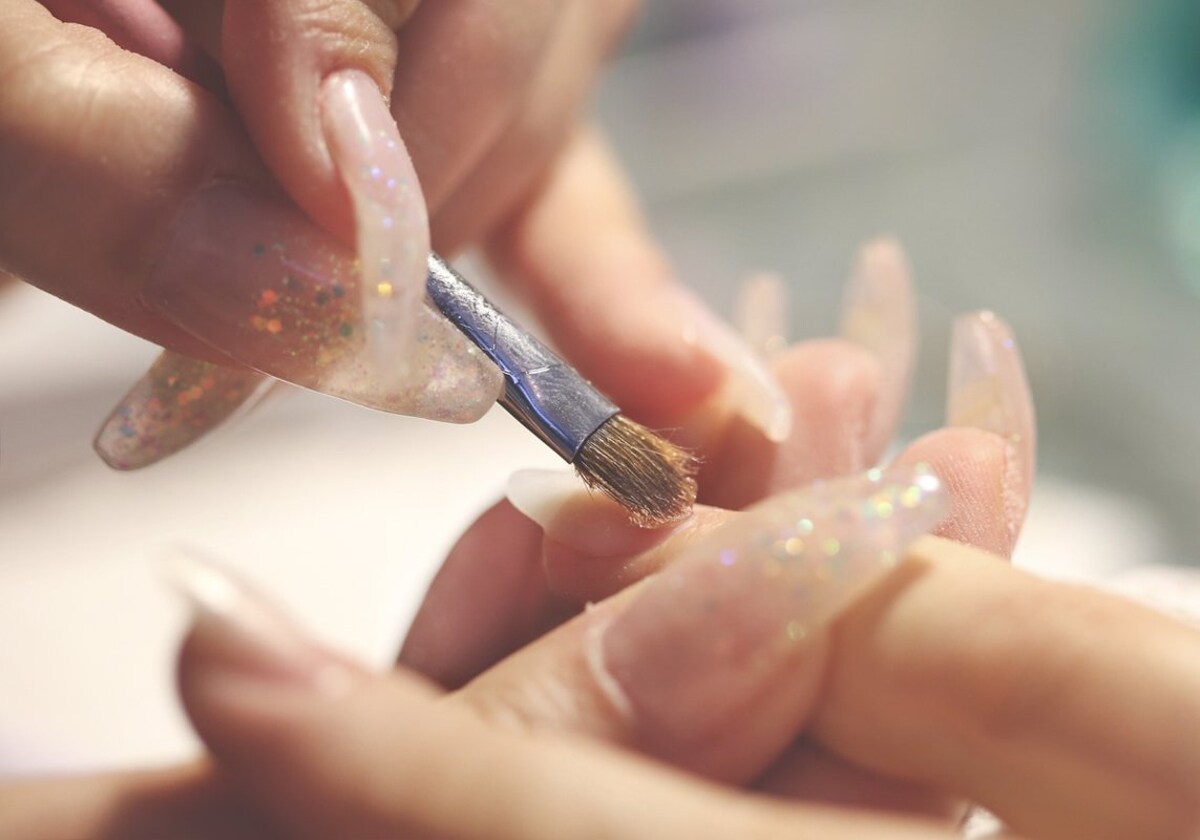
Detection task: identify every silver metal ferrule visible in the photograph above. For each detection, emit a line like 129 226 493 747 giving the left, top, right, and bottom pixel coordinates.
425 254 619 461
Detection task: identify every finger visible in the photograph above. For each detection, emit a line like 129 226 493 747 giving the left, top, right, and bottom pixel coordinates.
487 128 791 447
447 313 1034 778
0 1 499 422
810 536 1200 840
397 500 576 689
755 743 963 824
0 762 265 839
734 312 1036 812
174 555 949 840
945 310 1036 543
431 0 634 250
395 328 887 683
460 466 949 783
702 236 915 510
40 0 222 88
165 0 563 236
217 0 406 240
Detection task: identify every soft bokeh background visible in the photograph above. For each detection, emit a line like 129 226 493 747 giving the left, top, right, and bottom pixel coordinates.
2 1 1198 775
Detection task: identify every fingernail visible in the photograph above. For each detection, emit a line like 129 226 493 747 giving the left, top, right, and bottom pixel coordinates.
144 181 503 422
839 237 915 367
948 311 1036 537
947 312 1030 446
592 465 947 742
678 289 793 443
321 69 427 386
506 469 690 558
94 351 271 470
733 272 789 360
839 237 917 448
167 550 354 692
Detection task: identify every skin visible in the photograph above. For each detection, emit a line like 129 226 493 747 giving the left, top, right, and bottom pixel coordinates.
4 4 1197 838
1 0 744 436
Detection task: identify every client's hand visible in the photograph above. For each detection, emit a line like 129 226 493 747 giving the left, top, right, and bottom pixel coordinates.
0 242 1061 838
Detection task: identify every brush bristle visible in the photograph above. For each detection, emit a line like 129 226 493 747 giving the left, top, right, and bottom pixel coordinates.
573 414 700 528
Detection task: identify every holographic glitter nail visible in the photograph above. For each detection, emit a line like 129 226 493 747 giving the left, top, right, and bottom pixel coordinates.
321 69 427 387
592 465 947 743
94 351 270 470
144 182 503 422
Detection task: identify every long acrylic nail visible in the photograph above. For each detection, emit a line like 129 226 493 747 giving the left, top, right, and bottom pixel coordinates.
167 551 354 692
143 181 503 422
839 237 917 448
592 465 947 742
948 311 1036 533
94 351 271 470
678 289 793 443
734 272 789 361
839 237 915 378
321 69 427 385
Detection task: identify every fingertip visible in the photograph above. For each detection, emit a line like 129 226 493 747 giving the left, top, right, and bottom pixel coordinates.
893 427 1021 557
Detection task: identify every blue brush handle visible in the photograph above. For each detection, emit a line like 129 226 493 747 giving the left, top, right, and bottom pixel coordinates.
425 254 618 461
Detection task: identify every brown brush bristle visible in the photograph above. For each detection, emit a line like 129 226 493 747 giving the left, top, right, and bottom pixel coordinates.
573 414 700 528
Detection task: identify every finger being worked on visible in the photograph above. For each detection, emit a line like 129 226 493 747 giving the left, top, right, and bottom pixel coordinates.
475 480 1200 840
447 326 1033 770
487 127 791 447
460 466 949 783
174 555 949 840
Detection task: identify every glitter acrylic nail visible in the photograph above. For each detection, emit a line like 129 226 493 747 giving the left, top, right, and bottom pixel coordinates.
593 465 947 741
95 351 270 470
144 182 503 422
321 69 427 386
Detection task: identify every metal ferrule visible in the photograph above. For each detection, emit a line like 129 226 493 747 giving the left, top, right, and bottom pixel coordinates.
425 254 619 461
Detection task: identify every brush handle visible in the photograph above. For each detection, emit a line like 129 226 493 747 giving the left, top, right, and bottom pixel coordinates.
425 254 618 461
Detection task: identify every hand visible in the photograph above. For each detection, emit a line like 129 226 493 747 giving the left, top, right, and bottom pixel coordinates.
5 1 795 470
0 241 1062 837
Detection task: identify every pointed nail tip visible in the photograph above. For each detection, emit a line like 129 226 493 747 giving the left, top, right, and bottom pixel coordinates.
763 407 794 443
161 549 241 618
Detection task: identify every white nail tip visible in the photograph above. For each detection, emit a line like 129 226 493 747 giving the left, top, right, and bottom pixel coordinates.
505 469 592 528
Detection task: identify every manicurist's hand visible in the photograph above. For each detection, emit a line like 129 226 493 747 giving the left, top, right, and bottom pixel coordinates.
7 1 800 470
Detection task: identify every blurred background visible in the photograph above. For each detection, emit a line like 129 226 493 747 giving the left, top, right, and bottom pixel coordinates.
2 0 1198 775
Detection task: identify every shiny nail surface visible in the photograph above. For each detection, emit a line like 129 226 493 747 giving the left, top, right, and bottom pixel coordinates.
838 237 914 364
948 311 1032 448
145 182 503 422
94 351 270 470
321 70 427 384
734 272 789 361
948 310 1036 536
168 551 352 691
593 465 947 741
839 237 917 449
678 289 793 443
